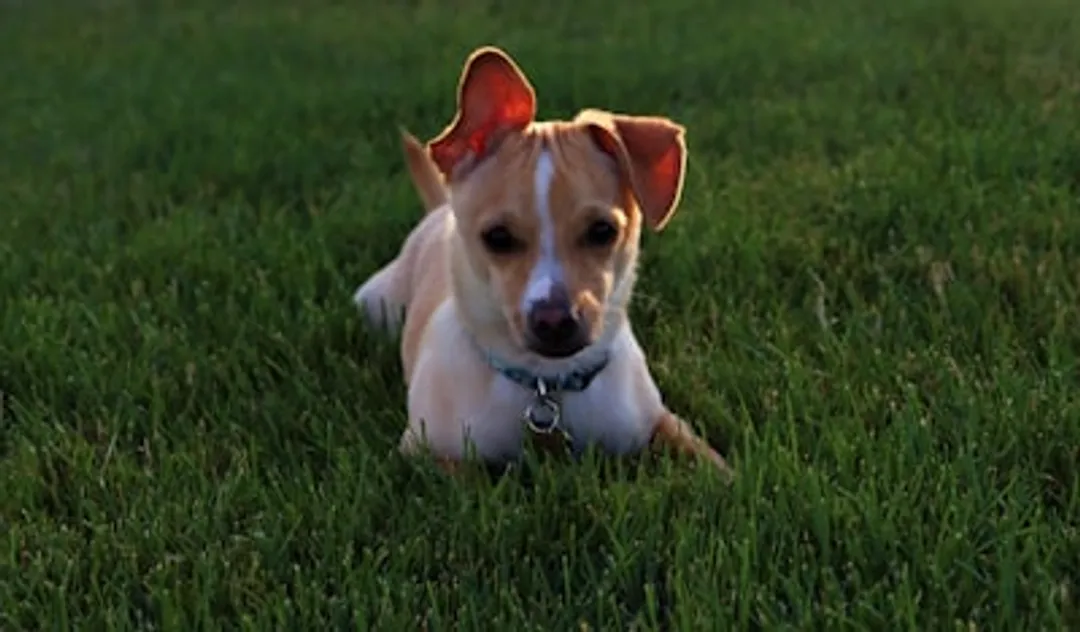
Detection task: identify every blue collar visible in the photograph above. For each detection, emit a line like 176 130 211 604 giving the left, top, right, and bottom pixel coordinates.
483 349 610 394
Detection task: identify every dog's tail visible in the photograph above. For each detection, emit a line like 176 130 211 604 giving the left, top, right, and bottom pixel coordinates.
400 128 448 213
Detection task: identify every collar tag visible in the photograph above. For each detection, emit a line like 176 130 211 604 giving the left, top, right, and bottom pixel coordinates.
522 379 564 435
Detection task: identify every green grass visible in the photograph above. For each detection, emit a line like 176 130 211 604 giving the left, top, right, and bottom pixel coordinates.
1 0 1079 628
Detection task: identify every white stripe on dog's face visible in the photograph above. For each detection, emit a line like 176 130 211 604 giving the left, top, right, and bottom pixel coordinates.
520 149 563 311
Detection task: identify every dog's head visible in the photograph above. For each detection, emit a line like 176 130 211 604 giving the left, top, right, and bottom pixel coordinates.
427 46 688 360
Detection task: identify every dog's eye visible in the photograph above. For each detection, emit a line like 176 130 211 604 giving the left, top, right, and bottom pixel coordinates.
480 225 523 254
583 220 618 247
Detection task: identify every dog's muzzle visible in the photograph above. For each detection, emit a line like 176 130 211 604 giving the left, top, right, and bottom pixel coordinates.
525 293 587 358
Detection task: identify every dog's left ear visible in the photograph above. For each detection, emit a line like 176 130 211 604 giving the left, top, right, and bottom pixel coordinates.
578 109 688 232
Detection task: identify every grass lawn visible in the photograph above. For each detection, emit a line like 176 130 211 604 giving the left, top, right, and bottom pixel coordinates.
2 0 1079 628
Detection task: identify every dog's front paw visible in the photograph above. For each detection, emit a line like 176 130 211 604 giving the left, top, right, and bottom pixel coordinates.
353 285 403 331
650 411 734 482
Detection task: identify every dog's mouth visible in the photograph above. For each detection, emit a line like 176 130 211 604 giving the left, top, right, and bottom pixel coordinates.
525 335 589 359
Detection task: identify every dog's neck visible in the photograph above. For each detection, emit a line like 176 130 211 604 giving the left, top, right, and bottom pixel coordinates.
464 316 620 392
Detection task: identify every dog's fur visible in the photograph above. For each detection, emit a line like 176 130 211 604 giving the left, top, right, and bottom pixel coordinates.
354 46 731 477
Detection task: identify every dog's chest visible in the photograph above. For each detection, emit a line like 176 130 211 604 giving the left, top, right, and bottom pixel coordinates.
484 369 655 458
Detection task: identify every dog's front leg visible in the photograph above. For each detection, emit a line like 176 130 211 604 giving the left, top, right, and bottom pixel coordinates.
649 411 734 481
398 423 470 476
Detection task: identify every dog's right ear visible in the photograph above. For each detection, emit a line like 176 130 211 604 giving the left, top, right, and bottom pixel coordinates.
428 46 537 181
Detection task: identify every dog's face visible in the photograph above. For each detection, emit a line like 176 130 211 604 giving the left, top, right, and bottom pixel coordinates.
427 47 687 359
449 127 642 358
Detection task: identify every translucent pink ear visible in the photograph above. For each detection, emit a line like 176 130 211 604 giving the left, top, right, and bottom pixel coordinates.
581 109 688 231
428 47 537 181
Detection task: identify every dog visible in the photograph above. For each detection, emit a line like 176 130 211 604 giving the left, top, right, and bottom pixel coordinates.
354 46 732 478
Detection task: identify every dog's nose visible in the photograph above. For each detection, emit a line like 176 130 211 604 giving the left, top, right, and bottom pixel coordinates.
526 298 585 357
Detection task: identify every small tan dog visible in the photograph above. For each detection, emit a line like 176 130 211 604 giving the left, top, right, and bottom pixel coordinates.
354 46 731 477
